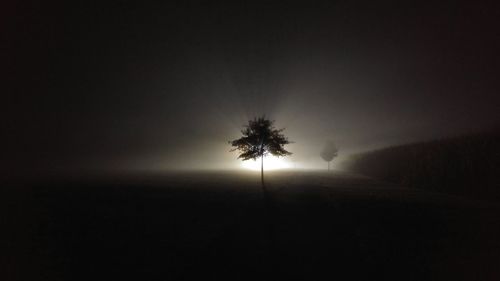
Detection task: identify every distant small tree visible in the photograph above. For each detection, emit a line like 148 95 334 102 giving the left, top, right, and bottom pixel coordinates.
321 140 338 171
229 116 292 190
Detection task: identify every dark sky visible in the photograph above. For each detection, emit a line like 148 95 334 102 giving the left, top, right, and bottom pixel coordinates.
3 0 500 173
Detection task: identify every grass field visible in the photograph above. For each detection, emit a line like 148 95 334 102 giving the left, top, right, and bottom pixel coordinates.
2 171 500 281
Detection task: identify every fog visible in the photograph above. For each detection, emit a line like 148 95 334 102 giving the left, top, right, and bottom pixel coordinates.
3 1 499 176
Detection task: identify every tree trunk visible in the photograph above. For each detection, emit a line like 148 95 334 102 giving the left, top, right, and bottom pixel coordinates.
261 155 265 190
328 161 330 171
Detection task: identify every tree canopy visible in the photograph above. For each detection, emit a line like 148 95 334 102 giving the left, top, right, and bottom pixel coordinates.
229 117 292 161
321 140 338 162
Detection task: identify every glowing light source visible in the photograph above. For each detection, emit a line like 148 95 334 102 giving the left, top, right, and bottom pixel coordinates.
241 155 292 171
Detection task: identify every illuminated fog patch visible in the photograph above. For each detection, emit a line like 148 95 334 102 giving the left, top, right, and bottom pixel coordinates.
241 155 292 171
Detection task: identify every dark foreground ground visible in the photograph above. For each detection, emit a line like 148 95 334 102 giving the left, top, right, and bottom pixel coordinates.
2 171 500 281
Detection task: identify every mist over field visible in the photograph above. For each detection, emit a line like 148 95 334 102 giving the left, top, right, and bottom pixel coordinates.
3 1 500 176
2 1 500 281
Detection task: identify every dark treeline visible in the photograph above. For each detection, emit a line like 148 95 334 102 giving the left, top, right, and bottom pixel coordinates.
343 129 500 201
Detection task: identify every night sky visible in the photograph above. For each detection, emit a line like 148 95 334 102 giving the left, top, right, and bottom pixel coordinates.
3 1 500 174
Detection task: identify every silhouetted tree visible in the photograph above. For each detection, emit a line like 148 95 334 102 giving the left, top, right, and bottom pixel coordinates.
321 140 338 171
229 116 292 190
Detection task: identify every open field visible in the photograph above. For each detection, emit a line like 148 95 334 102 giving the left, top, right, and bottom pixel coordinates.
2 171 500 281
